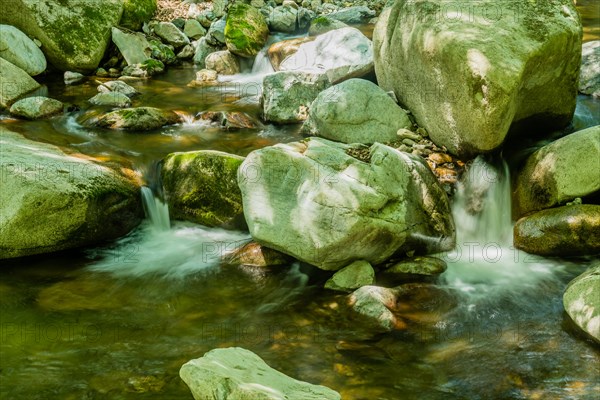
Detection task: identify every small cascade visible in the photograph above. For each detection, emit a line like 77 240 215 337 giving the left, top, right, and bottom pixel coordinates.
141 186 170 231
251 46 275 75
441 156 562 300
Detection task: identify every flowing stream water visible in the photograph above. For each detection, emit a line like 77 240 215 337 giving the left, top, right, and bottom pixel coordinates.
1 9 600 399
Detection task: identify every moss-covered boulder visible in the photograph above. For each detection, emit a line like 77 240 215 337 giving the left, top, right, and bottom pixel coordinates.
0 127 142 259
563 265 600 344
0 58 41 108
160 150 246 229
513 125 600 217
373 0 582 157
94 107 182 130
514 204 600 257
9 96 63 120
0 0 125 72
325 260 375 292
121 0 157 31
224 3 269 58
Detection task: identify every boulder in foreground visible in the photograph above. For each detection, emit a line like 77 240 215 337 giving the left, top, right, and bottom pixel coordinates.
180 347 341 400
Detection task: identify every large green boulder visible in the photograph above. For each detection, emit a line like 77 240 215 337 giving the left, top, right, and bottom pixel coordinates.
373 0 582 157
0 128 142 259
514 205 600 257
121 0 157 31
0 58 40 108
161 151 246 229
563 266 600 344
224 3 269 58
0 0 124 72
238 138 455 270
513 125 600 217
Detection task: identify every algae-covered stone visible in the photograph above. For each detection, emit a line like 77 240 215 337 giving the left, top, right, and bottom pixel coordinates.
180 347 341 400
563 265 600 344
514 205 600 257
0 58 41 108
0 127 142 259
513 125 600 217
303 79 412 144
88 92 132 108
373 0 582 157
0 24 46 76
308 15 348 36
224 3 269 58
262 71 331 123
161 150 246 229
0 0 125 72
384 256 447 276
9 96 63 119
325 260 375 292
94 107 182 130
348 286 400 332
121 0 157 31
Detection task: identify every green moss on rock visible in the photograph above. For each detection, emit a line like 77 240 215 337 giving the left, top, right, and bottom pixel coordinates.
161 150 246 229
121 0 157 31
224 3 269 58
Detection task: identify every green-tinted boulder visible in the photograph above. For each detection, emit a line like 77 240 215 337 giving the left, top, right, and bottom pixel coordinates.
373 0 582 157
0 24 46 76
0 0 124 72
121 0 157 31
514 204 600 256
0 127 142 259
513 125 600 217
0 58 41 108
9 96 63 119
563 265 600 344
161 150 246 229
94 107 182 130
325 260 375 292
224 3 269 58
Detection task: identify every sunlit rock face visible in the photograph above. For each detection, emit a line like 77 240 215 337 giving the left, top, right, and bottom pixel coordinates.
237 137 455 270
373 0 582 158
0 127 142 259
513 125 600 217
564 265 600 344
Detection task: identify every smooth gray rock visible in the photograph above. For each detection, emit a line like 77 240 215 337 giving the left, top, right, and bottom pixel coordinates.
97 80 140 97
579 41 600 97
325 260 375 292
279 27 373 84
303 78 412 144
0 58 41 108
183 19 207 40
513 125 600 216
564 265 600 344
9 96 63 119
374 0 582 157
64 71 85 85
206 18 227 46
237 137 455 270
205 51 240 75
0 127 142 259
0 24 46 76
269 5 298 33
328 6 375 24
88 92 132 108
180 347 341 400
262 71 331 123
111 27 152 65
193 37 220 68
154 22 190 48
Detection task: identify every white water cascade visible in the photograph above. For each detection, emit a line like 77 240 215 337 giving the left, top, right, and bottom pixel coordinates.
440 157 564 302
141 186 170 231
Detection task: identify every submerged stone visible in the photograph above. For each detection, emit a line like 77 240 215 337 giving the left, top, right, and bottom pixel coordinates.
94 107 182 130
325 260 375 292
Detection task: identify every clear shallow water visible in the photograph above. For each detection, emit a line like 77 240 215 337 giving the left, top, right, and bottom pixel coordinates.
1 12 600 400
